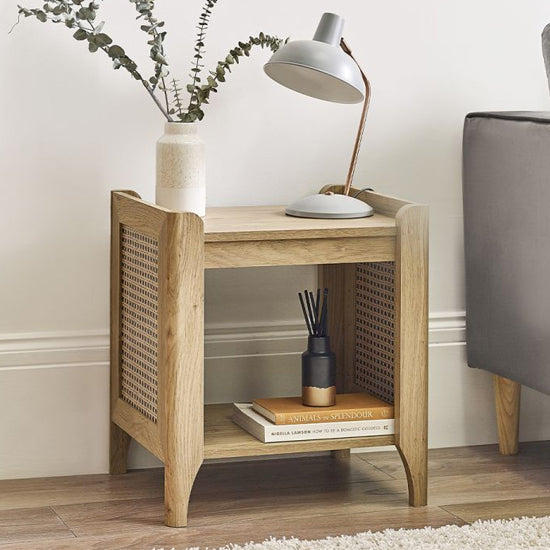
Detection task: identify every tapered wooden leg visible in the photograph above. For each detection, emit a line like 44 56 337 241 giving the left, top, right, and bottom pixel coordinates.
109 422 131 475
494 375 521 455
164 461 201 527
331 449 351 459
396 443 427 506
395 204 429 507
159 213 205 527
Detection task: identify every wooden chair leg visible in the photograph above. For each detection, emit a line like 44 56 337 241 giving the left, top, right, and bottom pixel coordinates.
109 422 131 475
494 375 521 455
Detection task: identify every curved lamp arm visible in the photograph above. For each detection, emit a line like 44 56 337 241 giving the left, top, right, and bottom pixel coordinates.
341 38 371 196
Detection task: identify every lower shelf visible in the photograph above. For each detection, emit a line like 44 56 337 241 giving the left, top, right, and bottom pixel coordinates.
204 403 395 460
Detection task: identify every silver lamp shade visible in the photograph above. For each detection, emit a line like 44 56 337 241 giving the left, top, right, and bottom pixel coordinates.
264 13 365 104
264 41 365 104
264 13 373 219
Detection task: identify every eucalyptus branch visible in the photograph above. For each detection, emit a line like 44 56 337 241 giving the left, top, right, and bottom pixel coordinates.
188 0 219 112
14 1 286 124
171 79 184 119
16 0 172 121
143 81 173 121
8 12 22 34
129 0 170 114
183 33 287 122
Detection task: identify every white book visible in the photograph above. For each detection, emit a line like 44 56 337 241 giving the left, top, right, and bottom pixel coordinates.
232 403 394 443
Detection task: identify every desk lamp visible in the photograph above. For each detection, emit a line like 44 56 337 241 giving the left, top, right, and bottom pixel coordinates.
264 13 373 219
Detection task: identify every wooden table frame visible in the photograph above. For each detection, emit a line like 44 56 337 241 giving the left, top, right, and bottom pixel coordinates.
110 186 429 527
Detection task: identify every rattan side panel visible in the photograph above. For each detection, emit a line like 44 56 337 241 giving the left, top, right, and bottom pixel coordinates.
119 226 159 423
355 262 395 404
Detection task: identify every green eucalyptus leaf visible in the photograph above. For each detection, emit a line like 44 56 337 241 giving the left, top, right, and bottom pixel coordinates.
94 33 112 46
73 28 87 40
152 51 167 65
108 44 125 57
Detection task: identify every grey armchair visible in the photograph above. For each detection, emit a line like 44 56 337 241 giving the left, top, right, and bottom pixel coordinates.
462 25 550 456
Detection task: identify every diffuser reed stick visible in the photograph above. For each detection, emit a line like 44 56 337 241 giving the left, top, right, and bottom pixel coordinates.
298 288 329 337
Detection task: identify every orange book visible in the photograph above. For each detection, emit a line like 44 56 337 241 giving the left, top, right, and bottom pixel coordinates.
252 393 393 425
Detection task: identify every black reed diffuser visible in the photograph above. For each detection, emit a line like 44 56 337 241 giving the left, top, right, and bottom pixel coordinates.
298 288 336 407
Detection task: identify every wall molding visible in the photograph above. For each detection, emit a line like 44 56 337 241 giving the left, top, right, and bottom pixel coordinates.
0 311 466 370
0 330 109 369
428 310 466 346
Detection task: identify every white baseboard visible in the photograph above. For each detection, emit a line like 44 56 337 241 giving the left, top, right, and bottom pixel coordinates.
428 310 466 345
2 311 549 479
0 312 466 369
0 330 108 369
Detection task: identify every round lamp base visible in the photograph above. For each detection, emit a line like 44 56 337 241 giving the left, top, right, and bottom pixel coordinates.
285 193 374 219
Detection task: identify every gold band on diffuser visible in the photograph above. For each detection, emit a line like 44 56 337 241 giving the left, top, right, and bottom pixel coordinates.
302 386 337 407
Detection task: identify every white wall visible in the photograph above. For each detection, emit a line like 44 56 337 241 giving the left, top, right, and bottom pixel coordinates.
1 0 550 479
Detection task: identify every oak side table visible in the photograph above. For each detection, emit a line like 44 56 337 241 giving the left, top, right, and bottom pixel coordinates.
109 186 428 527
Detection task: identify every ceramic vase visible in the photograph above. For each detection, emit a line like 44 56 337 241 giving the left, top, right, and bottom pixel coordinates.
155 122 205 217
302 336 336 407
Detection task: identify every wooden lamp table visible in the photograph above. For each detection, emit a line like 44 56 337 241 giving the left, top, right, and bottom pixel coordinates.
110 186 428 527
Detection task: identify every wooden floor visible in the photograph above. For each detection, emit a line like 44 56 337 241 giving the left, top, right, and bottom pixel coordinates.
0 441 549 549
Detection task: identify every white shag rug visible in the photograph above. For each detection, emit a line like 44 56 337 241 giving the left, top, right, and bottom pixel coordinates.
188 516 550 550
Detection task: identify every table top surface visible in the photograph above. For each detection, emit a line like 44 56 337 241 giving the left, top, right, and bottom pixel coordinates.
203 205 397 242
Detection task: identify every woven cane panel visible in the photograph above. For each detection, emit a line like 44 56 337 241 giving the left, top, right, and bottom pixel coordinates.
355 262 395 404
120 226 159 423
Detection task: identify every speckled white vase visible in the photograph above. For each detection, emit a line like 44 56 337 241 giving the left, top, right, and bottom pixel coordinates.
155 122 205 217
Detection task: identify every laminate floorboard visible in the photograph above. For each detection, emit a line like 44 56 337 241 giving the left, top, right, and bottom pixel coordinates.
0 442 548 549
358 440 550 479
443 496 550 522
0 469 164 511
0 507 74 545
0 507 464 550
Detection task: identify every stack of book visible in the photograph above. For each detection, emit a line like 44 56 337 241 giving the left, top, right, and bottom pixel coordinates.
232 393 394 443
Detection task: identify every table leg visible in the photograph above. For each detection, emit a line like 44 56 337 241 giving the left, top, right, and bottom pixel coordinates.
109 422 131 475
319 264 357 460
395 204 429 506
159 213 205 527
331 449 351 459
